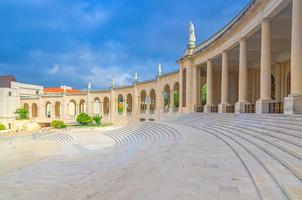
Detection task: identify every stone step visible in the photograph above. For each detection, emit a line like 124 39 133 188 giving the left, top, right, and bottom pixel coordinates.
185 121 302 200
201 124 302 200
177 121 287 200
216 122 302 160
224 119 302 142
209 124 302 181
232 117 302 133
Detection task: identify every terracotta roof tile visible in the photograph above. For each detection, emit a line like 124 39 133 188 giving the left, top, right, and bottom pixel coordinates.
43 87 81 93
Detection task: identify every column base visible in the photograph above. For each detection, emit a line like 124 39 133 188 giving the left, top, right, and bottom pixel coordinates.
284 94 302 114
218 103 230 113
256 99 273 114
204 105 212 113
235 102 249 113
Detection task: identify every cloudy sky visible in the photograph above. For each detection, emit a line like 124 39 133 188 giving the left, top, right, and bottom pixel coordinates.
0 0 249 89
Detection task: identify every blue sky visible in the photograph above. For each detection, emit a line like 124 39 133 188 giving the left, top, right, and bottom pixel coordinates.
0 0 249 89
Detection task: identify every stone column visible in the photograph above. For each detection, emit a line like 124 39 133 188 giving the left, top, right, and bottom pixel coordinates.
179 65 183 113
156 75 161 118
204 60 213 113
256 19 272 114
197 67 201 106
284 0 302 114
186 60 193 113
219 50 230 113
110 89 115 123
235 38 249 113
192 65 198 112
170 90 174 113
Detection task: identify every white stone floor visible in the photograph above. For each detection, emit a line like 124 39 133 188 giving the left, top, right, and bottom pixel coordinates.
0 123 260 200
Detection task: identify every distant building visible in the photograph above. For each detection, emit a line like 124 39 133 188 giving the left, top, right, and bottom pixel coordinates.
0 75 43 129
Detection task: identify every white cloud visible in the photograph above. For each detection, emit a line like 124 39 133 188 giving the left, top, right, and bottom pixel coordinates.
47 64 60 75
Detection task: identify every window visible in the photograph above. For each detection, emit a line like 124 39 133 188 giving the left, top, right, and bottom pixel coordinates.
36 91 39 94
8 92 12 96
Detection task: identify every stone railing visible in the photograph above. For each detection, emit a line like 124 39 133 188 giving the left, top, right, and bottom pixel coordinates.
269 102 284 114
172 106 179 113
195 106 204 113
226 105 235 113
210 105 218 113
244 104 255 113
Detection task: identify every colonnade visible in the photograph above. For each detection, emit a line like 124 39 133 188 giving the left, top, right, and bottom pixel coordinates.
179 0 302 115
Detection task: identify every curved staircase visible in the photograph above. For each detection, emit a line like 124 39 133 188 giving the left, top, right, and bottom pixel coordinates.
172 113 302 200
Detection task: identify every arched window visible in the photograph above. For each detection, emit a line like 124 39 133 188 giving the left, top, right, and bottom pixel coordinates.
45 102 52 118
163 84 170 113
23 103 29 111
93 98 101 115
117 95 124 114
103 97 110 115
68 100 76 117
55 101 61 118
140 90 147 113
150 89 156 112
126 94 132 113
79 99 86 113
173 82 180 108
32 103 38 118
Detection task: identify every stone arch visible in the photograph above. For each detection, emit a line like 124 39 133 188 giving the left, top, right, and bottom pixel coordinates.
103 97 110 115
126 93 132 113
32 103 38 118
93 97 101 115
55 101 61 118
117 94 124 114
68 100 76 117
173 82 180 108
79 99 86 113
45 102 52 118
140 90 147 113
23 103 29 111
150 89 156 112
163 84 170 112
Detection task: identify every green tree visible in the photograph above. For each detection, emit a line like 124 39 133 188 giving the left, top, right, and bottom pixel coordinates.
173 91 179 107
14 108 29 120
92 115 102 125
51 120 67 129
200 85 207 106
76 113 92 125
0 123 5 130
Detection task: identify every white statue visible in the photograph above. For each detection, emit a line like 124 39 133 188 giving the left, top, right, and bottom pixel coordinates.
188 21 196 49
158 64 162 76
134 72 138 82
111 79 115 88
88 81 91 90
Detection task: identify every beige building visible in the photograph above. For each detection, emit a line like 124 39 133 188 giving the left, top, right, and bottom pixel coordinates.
1 0 302 128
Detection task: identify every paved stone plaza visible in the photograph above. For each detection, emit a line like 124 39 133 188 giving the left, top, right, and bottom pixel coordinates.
1 113 302 199
0 120 258 200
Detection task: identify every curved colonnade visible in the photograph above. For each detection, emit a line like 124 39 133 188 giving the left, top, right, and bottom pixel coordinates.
21 0 302 125
21 72 180 124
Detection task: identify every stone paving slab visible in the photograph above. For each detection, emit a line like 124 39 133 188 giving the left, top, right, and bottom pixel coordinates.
0 123 260 200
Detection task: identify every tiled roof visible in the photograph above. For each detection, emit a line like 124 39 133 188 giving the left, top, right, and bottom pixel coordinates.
43 87 81 94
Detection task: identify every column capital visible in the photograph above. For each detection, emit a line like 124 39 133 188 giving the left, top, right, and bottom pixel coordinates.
262 18 272 24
